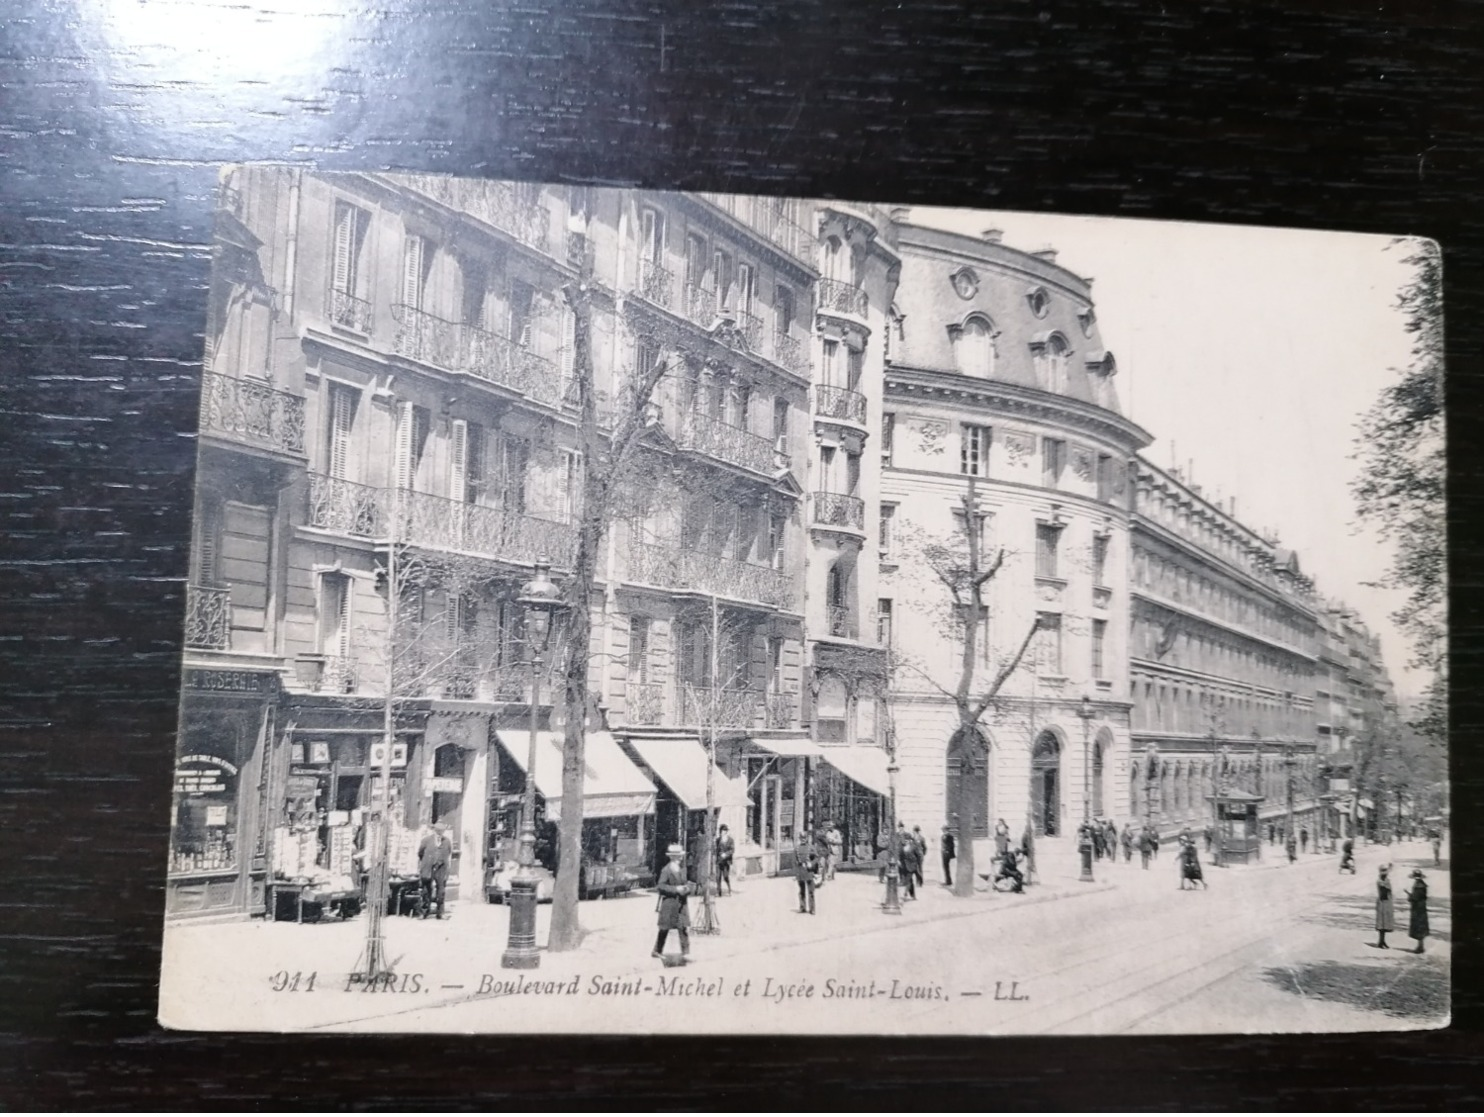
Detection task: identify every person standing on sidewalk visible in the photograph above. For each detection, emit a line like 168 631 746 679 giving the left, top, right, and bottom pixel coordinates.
994 818 1011 861
824 821 842 882
1121 823 1134 863
940 824 956 886
416 821 453 920
1406 869 1430 953
715 824 735 896
898 827 920 900
794 835 819 915
1372 864 1395 949
653 844 692 958
911 826 928 890
1138 825 1154 870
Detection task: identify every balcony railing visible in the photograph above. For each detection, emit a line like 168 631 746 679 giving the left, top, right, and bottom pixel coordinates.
624 681 668 727
811 491 865 531
628 541 794 610
392 303 561 404
400 174 549 253
327 288 373 333
681 282 717 328
676 411 777 475
638 260 673 309
319 655 361 695
826 605 857 639
198 370 306 457
771 330 810 376
697 193 814 265
814 383 868 426
817 277 868 320
764 689 797 729
184 584 230 650
305 474 576 567
678 684 766 729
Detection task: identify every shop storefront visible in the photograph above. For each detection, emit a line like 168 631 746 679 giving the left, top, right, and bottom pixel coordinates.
816 744 891 870
167 668 277 920
490 729 658 900
731 737 823 876
624 736 752 882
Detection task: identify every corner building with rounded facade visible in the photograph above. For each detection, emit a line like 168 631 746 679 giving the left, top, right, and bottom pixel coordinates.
879 223 1151 854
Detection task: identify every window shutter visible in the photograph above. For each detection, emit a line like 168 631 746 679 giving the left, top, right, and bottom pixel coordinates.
328 383 354 480
466 422 485 503
444 591 461 642
449 419 469 502
558 304 576 383
401 235 424 309
395 401 414 491
332 204 353 295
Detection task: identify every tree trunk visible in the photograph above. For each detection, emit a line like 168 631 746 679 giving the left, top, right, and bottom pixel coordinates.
951 719 979 898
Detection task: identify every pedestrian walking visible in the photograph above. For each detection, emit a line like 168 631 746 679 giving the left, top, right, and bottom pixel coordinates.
715 824 735 896
940 824 956 886
1340 837 1356 873
1121 823 1134 863
653 844 692 959
794 835 819 915
994 818 1011 860
824 821 842 881
1406 869 1430 953
1138 825 1154 870
1021 820 1037 885
1372 864 1395 949
897 825 919 900
1178 837 1207 890
1430 828 1442 866
416 821 453 920
1300 827 1309 854
1105 820 1119 863
911 826 927 889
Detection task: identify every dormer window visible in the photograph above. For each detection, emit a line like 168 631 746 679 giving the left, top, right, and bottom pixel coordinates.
951 267 979 300
1026 286 1050 318
951 313 997 379
1030 331 1072 392
1078 306 1096 337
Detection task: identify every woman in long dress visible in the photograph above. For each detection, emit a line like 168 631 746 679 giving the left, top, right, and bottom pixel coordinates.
1406 869 1430 954
1373 864 1395 949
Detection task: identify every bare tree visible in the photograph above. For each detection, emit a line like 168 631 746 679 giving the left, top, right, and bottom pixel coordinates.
891 477 1042 898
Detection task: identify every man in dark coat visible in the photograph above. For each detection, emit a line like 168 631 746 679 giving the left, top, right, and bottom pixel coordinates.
1406 869 1430 953
897 826 920 900
653 844 692 957
1138 825 1155 870
416 821 453 919
715 824 735 896
794 835 819 914
911 826 928 890
940 824 957 886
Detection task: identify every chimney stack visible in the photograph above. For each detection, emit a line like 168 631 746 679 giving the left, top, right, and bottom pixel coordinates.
890 206 910 223
981 228 1004 244
1033 245 1058 263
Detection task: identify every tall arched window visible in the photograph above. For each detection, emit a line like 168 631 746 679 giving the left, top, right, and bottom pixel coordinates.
1033 332 1072 392
956 315 996 379
822 236 848 283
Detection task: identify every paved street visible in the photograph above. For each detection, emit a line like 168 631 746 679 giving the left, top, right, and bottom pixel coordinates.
159 837 1449 1035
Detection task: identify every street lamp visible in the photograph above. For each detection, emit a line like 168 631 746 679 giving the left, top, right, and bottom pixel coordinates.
1283 741 1297 863
1077 695 1094 883
1144 744 1159 829
882 754 901 914
1214 744 1230 868
501 557 565 970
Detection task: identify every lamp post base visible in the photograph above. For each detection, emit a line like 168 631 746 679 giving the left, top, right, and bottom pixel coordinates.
882 867 901 914
1078 835 1095 883
501 876 541 970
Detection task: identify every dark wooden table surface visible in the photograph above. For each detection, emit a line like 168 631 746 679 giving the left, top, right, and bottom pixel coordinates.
1 0 1480 1107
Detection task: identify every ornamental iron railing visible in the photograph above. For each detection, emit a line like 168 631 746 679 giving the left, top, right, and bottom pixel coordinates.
675 410 777 474
198 371 306 456
327 288 373 333
184 584 230 650
696 193 814 265
627 540 794 609
817 277 868 319
624 682 668 727
678 684 765 729
638 260 674 309
401 175 549 253
391 303 561 403
826 605 856 639
771 330 810 376
814 383 867 425
811 491 865 531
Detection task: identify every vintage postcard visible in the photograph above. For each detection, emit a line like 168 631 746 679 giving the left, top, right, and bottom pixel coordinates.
158 169 1447 1034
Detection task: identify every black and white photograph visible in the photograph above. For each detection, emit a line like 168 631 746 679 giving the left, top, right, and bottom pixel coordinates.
156 170 1448 1036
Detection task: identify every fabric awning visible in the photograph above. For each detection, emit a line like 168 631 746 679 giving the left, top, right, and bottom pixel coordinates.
628 737 751 812
494 729 656 820
819 744 892 797
744 737 825 759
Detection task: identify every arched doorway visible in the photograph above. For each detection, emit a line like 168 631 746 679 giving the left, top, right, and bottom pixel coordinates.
946 727 990 840
1031 730 1061 836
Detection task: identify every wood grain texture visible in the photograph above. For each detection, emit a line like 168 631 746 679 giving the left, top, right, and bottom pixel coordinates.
0 0 1480 1107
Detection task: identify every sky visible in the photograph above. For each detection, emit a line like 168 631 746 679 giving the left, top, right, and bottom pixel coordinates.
909 205 1428 700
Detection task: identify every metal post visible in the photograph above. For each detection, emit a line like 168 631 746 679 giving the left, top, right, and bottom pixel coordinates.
882 755 901 914
1078 696 1094 883
1284 742 1296 864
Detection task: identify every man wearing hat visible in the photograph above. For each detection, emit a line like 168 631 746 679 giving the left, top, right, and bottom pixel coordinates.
416 821 453 920
653 843 692 959
715 824 735 896
1406 869 1430 954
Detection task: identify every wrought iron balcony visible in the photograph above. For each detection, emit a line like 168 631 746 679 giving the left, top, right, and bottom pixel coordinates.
638 260 673 309
628 540 794 610
826 605 857 639
184 584 230 650
811 491 865 531
307 474 384 536
318 655 362 695
400 174 549 253
817 277 869 320
624 681 668 727
764 689 797 730
198 370 306 457
392 303 561 404
395 489 577 567
327 288 373 333
771 330 810 376
675 410 777 475
681 282 717 328
696 193 814 265
814 383 868 426
678 683 765 729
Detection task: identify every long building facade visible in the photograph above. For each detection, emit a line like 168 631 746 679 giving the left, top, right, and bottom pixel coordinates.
171 177 1397 919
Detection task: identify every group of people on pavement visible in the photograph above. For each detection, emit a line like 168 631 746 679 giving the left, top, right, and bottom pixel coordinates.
1373 863 1430 954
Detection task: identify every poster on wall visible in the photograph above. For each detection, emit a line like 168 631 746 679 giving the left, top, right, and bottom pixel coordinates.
159 170 1447 1037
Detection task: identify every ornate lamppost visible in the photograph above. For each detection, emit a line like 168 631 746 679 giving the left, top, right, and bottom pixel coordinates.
1284 740 1297 863
1144 744 1159 829
1214 744 1230 868
1077 695 1094 883
882 751 901 914
501 557 565 970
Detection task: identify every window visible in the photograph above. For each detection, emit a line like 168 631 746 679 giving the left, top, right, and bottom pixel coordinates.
394 403 431 491
331 201 369 299
319 573 352 659
845 451 861 496
1027 287 1050 318
823 235 847 283
822 339 841 386
957 315 996 378
847 346 864 392
879 503 896 560
1037 612 1062 674
558 450 581 522
768 513 786 571
400 233 428 310
640 208 664 263
736 262 755 315
325 381 357 480
774 284 794 338
881 412 895 466
686 232 707 288
494 434 530 514
731 381 752 431
449 419 485 504
627 617 650 685
767 635 784 694
1035 523 1061 579
1092 534 1109 587
1092 619 1107 678
712 248 732 310
773 396 789 443
1041 438 1066 487
961 424 991 476
877 599 893 648
1096 453 1115 501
